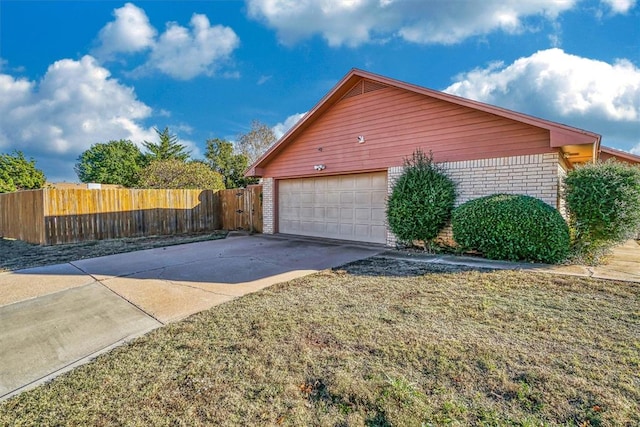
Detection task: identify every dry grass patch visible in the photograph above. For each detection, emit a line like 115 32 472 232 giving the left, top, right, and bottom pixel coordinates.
0 231 226 272
1 258 638 426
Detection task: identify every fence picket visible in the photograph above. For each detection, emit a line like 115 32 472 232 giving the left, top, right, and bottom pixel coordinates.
0 186 262 245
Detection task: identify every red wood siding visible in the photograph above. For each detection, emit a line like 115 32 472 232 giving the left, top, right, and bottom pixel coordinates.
261 86 553 179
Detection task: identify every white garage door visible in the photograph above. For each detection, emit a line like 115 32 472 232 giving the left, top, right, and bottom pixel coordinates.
278 172 387 244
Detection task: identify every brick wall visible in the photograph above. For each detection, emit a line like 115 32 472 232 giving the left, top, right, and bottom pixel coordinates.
557 160 568 218
262 177 275 234
387 153 564 246
386 166 404 247
440 153 561 208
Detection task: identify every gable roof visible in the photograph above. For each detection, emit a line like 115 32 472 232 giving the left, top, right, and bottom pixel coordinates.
600 146 640 164
247 68 601 176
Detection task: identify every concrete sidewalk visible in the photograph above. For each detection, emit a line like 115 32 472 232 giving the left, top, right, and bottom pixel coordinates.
0 234 383 401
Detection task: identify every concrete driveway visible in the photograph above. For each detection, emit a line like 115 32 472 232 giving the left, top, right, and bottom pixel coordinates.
0 234 382 401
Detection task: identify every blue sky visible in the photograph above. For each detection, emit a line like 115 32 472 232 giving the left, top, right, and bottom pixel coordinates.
1 0 639 182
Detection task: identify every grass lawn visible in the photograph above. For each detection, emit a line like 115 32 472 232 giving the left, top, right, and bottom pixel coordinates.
1 258 638 426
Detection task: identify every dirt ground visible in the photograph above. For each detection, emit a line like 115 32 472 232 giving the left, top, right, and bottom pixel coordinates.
337 255 489 276
0 231 227 273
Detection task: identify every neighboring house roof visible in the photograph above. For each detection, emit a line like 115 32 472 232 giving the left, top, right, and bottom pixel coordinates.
599 146 640 165
247 68 601 177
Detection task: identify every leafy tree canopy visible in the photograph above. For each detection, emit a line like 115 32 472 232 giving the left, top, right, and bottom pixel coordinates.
138 159 225 190
0 150 46 193
143 127 190 162
75 140 144 187
236 120 276 165
205 138 257 189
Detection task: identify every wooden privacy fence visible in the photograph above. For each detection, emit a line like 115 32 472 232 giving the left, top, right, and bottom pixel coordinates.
0 186 262 245
220 185 263 234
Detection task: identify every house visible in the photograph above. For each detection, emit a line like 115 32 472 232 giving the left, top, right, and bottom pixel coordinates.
246 69 634 246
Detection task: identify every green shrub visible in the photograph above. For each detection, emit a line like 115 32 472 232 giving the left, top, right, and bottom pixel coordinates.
564 160 640 262
386 150 456 246
452 194 570 263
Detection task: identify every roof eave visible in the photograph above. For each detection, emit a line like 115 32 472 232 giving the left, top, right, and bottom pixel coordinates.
600 145 640 164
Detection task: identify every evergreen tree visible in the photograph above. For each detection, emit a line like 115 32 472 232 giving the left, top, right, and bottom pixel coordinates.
143 127 190 162
0 151 46 193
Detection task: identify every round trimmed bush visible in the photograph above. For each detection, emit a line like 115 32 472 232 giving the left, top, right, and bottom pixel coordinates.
386 150 456 245
451 194 570 263
564 160 640 257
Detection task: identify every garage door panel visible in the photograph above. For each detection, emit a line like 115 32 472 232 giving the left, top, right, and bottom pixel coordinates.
340 177 356 188
354 224 370 238
326 223 339 234
300 193 313 203
283 220 300 232
355 192 371 204
372 190 387 203
340 192 354 203
340 224 354 235
314 207 326 220
326 207 339 219
371 208 386 221
340 208 353 220
371 226 387 241
371 174 387 187
279 172 387 244
314 193 327 204
327 192 340 204
355 208 371 221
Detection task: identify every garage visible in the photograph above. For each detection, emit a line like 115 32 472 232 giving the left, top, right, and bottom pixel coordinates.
278 172 387 244
246 69 604 247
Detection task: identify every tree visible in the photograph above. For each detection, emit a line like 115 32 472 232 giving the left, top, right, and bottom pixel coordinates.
236 120 276 164
138 159 225 190
143 127 190 162
205 138 256 188
0 150 46 193
75 140 144 187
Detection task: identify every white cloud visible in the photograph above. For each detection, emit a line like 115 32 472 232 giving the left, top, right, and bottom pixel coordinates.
247 0 637 46
94 4 239 80
601 0 636 13
272 112 307 139
444 48 640 154
0 55 157 181
257 75 272 85
142 14 240 80
246 0 579 46
93 2 156 60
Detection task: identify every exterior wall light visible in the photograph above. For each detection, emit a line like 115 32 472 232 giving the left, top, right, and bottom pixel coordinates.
357 135 366 143
314 164 326 171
